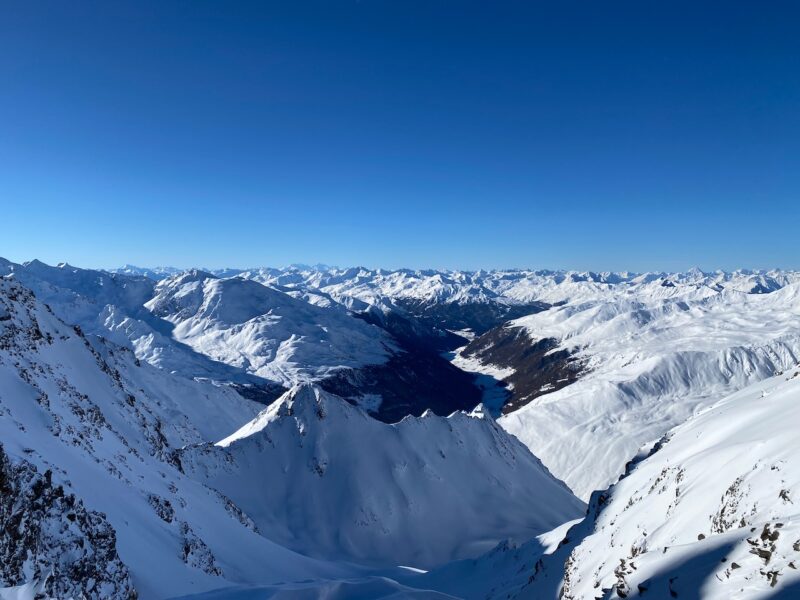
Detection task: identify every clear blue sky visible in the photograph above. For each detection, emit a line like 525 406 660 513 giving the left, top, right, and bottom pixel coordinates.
1 1 798 271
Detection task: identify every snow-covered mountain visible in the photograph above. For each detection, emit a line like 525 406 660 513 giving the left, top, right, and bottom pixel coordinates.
112 263 800 309
10 259 800 495
112 265 185 280
0 275 579 598
491 282 800 499
209 263 800 502
145 270 397 386
0 277 348 599
4 259 800 599
181 385 584 569
223 265 800 335
519 364 800 599
403 365 800 599
0 259 482 421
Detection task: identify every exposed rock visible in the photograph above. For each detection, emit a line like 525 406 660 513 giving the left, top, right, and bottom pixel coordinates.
461 325 584 414
0 444 136 599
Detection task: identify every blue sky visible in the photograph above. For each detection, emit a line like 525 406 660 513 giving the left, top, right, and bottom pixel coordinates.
1 1 798 271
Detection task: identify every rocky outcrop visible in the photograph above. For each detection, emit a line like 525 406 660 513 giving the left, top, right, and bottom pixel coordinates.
461 325 584 414
0 444 136 599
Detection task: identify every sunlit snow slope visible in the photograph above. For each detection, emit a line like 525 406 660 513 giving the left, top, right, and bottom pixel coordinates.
402 365 800 600
181 384 584 569
497 283 800 499
145 271 397 385
521 364 800 599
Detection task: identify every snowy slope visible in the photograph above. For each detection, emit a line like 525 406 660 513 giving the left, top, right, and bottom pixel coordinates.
402 367 800 600
0 258 155 326
14 258 800 493
519 364 800 600
180 384 585 569
0 276 585 598
0 259 255 387
0 260 402 389
145 271 397 386
0 278 350 599
236 267 552 338
488 283 800 499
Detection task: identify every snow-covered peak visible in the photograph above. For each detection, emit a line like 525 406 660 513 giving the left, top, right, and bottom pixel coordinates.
144 271 397 386
183 384 585 569
221 385 497 447
0 277 344 598
217 384 343 445
148 274 295 325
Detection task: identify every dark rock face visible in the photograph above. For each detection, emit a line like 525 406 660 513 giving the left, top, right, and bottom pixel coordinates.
462 325 584 414
0 444 136 599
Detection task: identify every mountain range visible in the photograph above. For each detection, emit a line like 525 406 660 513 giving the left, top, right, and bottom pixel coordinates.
1 258 798 598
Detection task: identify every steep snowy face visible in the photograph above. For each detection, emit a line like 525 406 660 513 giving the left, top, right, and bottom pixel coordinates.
494 284 800 499
0 279 345 599
145 273 398 386
523 366 800 600
181 385 585 569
